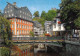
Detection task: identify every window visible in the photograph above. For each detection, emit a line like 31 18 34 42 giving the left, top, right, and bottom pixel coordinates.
20 11 22 13
23 16 24 18
22 21 23 23
8 11 9 13
9 14 11 17
11 9 12 12
25 21 26 24
27 13 28 15
20 15 21 18
24 25 25 29
27 31 28 33
58 24 61 30
17 19 18 22
20 30 21 34
5 11 6 13
20 24 21 28
27 22 28 24
20 20 21 23
22 25 23 29
25 31 26 33
17 24 18 28
12 19 13 22
25 17 26 19
54 24 56 28
23 12 24 14
12 14 14 16
18 20 19 22
59 26 61 30
12 30 14 34
12 24 14 28
17 30 19 35
22 30 23 34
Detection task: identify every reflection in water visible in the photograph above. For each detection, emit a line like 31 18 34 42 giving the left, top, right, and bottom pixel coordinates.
33 46 65 56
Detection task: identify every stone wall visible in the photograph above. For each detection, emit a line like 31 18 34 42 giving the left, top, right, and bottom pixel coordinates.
65 43 80 56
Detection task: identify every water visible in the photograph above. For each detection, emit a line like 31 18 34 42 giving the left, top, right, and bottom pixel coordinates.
33 45 65 56
11 44 65 56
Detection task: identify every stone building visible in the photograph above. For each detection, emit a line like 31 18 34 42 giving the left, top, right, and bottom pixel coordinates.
44 21 52 34
4 2 33 37
50 13 65 36
33 21 44 37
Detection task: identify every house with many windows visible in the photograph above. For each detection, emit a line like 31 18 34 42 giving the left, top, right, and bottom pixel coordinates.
44 21 52 34
33 21 44 37
50 13 65 36
4 2 33 37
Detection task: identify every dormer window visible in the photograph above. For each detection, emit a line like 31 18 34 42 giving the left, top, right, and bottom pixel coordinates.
8 11 9 13
20 15 21 17
20 11 22 13
5 11 6 13
12 14 14 16
9 14 11 17
23 12 24 14
11 9 12 12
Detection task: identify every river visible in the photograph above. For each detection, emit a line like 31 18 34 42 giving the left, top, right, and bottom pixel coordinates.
30 45 65 56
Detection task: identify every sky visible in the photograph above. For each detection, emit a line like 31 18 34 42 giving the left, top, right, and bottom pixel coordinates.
0 0 61 15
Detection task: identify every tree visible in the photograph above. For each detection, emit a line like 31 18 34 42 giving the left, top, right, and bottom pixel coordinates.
0 10 3 16
46 9 57 21
33 17 45 27
1 47 10 56
30 31 34 37
33 9 57 27
41 11 46 20
33 11 39 17
74 17 80 27
60 0 80 29
0 16 12 46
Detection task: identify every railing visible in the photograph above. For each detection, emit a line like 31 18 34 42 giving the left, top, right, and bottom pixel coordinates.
65 36 80 42
12 37 64 41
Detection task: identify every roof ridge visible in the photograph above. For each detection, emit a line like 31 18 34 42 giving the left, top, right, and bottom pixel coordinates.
7 2 18 9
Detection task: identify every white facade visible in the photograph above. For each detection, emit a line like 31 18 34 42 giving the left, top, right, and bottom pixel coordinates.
34 21 44 36
44 21 52 34
34 26 44 36
51 18 65 32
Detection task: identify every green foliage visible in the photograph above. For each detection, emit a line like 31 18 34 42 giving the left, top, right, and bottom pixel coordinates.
41 9 57 21
74 17 80 27
1 47 10 56
33 9 57 27
0 16 12 46
41 11 46 20
33 11 39 17
60 0 80 29
30 31 34 37
46 9 57 21
33 17 45 27
0 10 3 16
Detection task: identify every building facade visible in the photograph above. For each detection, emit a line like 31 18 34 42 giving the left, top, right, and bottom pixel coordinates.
50 17 65 36
44 21 52 34
33 21 44 37
4 2 33 37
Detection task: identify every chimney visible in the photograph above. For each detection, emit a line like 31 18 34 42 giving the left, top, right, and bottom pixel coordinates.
13 2 16 6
